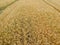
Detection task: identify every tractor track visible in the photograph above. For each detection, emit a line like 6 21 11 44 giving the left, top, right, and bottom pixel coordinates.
0 0 18 21
0 0 18 14
43 0 60 13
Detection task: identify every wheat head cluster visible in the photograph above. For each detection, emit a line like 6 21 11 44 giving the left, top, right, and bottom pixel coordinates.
0 0 60 45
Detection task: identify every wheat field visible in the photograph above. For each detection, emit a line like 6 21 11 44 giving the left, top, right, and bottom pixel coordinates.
0 0 60 45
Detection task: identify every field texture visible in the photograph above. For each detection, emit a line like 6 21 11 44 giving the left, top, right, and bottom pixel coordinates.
0 0 60 45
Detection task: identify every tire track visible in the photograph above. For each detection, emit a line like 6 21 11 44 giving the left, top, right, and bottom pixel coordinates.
0 0 18 10
43 0 60 13
0 0 18 14
0 0 18 21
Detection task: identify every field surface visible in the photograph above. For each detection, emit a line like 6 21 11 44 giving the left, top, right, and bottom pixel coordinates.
0 0 60 45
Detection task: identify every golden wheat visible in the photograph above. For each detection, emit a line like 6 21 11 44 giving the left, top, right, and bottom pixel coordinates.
0 0 60 45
